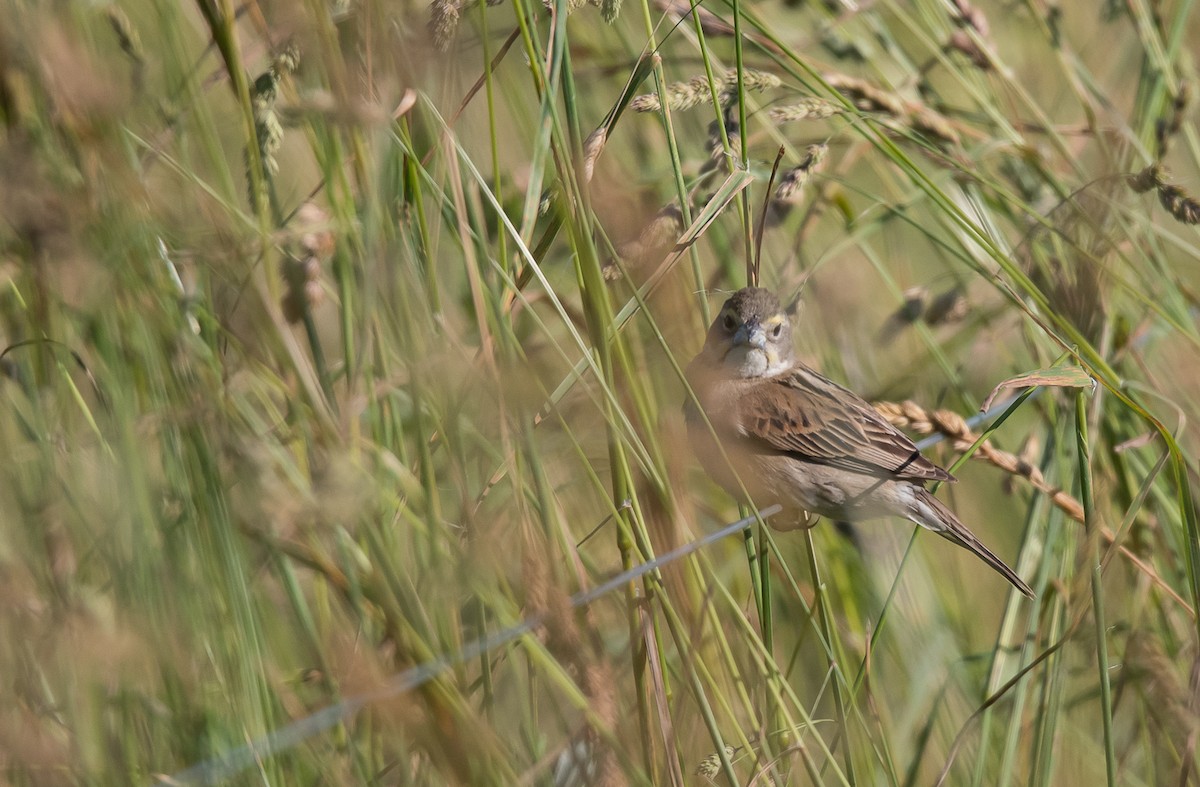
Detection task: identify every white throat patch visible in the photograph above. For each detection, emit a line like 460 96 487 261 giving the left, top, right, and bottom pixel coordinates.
725 346 791 378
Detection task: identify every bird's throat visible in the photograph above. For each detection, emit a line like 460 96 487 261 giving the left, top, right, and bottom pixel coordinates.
724 346 789 378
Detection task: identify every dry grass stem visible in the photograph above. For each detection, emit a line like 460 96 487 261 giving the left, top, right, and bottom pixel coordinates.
872 399 1084 522
874 400 1191 608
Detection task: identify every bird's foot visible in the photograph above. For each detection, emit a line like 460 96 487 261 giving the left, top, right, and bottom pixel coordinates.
769 509 818 531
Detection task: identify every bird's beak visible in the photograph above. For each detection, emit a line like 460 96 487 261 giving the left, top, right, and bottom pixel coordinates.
733 320 767 350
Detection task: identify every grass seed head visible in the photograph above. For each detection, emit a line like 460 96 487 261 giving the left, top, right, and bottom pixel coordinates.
824 73 906 116
767 97 843 123
908 104 961 145
696 746 738 777
1159 183 1200 224
1128 163 1165 194
582 127 607 183
768 144 828 224
430 0 461 51
631 69 780 113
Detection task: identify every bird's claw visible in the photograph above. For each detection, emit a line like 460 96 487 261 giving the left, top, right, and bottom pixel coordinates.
769 509 818 531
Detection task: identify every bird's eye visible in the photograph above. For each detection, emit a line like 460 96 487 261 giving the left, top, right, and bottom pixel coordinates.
771 323 783 339
721 313 737 332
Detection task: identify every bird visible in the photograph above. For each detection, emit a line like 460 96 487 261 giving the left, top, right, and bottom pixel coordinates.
684 286 1033 598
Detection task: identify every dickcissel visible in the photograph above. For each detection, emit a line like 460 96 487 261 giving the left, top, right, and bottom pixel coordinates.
684 287 1033 598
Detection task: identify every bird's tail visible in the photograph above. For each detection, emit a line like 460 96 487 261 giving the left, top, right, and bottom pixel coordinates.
910 488 1034 598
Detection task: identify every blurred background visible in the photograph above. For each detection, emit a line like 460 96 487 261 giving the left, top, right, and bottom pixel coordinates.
1 0 1199 784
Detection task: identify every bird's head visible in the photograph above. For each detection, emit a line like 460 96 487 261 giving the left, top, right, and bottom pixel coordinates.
700 287 794 378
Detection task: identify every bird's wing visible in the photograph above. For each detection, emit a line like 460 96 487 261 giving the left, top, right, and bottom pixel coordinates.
738 364 954 483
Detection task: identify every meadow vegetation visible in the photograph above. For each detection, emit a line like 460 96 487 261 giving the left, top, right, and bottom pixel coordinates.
2 0 1200 784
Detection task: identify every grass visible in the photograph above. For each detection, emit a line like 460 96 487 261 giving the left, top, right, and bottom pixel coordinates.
2 0 1200 784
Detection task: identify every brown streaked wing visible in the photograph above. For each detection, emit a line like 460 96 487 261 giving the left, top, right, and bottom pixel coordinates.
738 364 954 483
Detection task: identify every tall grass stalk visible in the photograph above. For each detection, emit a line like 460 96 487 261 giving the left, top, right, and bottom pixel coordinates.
1077 389 1116 786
